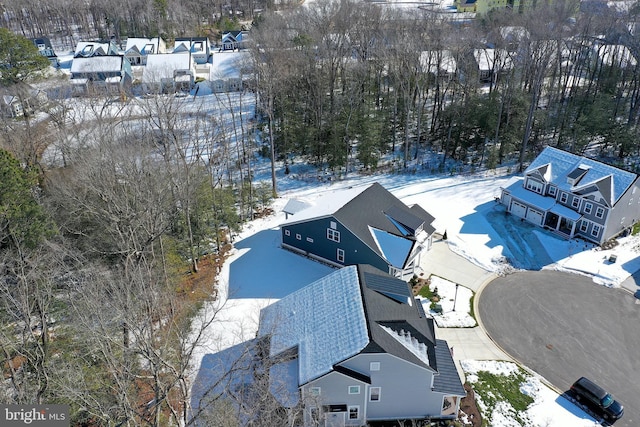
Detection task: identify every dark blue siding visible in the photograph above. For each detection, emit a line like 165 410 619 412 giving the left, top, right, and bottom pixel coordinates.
282 217 388 271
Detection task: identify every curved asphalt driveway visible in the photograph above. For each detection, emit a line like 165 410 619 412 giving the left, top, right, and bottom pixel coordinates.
478 270 640 426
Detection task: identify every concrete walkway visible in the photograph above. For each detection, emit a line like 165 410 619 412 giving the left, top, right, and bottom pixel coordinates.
417 236 513 380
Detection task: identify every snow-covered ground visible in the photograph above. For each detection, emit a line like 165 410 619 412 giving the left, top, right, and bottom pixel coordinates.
191 170 640 426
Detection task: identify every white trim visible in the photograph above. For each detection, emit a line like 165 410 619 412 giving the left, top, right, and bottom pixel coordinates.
369 362 380 371
369 387 381 402
348 385 360 394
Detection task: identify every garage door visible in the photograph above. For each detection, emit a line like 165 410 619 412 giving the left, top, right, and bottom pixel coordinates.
510 201 527 218
526 208 543 225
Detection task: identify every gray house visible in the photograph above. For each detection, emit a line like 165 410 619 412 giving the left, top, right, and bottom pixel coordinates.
280 183 435 277
500 146 640 244
191 264 465 426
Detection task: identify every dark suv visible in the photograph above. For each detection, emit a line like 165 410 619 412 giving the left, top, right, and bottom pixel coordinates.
570 377 624 422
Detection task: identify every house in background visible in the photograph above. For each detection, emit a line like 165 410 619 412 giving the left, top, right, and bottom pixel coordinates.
70 55 133 95
280 182 435 277
419 50 457 81
124 37 167 66
142 52 195 93
31 37 58 66
0 84 49 118
74 40 120 58
500 146 640 245
220 31 247 51
591 42 637 69
173 37 211 64
192 264 465 426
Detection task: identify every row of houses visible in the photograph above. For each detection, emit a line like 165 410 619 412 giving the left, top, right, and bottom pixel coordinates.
419 37 637 84
68 32 248 95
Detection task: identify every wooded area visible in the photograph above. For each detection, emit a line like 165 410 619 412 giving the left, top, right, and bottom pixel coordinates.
2 0 640 425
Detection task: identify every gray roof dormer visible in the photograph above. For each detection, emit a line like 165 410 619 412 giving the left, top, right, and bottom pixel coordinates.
567 165 590 186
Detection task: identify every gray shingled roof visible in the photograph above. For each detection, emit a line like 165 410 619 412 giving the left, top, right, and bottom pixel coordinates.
358 264 438 370
526 147 637 205
334 183 435 263
432 339 466 396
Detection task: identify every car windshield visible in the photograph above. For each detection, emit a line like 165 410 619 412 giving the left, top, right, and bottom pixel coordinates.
601 394 613 408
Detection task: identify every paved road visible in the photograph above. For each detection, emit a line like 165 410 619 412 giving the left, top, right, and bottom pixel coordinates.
478 270 640 427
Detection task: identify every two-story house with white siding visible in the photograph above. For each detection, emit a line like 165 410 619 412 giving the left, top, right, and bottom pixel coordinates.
500 146 640 245
191 264 465 426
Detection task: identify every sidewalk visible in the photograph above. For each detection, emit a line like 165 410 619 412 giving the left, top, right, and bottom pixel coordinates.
419 237 513 380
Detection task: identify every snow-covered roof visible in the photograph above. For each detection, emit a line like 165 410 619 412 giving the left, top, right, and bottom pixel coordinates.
143 53 193 82
70 56 123 73
596 44 637 68
125 37 164 55
525 147 637 204
258 266 369 385
473 48 513 70
74 41 117 57
281 185 369 224
419 50 457 75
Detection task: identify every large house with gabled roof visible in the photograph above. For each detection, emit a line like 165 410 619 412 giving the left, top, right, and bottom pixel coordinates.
280 182 436 277
191 264 465 426
500 146 640 244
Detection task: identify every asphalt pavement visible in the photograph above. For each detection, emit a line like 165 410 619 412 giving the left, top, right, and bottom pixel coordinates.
478 270 640 427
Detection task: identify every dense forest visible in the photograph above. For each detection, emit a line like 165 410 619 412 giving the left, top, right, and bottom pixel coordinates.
2 0 640 425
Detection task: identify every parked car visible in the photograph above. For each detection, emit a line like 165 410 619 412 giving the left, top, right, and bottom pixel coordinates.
570 377 624 422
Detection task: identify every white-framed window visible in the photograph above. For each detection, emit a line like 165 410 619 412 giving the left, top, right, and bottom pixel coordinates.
592 224 601 237
337 248 345 263
584 202 593 215
595 207 605 219
580 221 588 232
296 233 301 240
349 385 360 394
370 362 380 371
548 186 557 197
525 179 543 194
348 406 360 420
560 193 568 203
306 237 314 243
284 229 290 236
330 221 337 229
571 197 580 209
309 387 321 396
369 387 381 402
327 228 340 242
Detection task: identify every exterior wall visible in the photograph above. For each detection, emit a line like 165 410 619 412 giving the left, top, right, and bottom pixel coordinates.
303 372 368 426
281 217 389 272
339 353 440 420
603 180 640 241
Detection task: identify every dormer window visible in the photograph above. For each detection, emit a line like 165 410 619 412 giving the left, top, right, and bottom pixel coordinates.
81 44 94 55
567 165 589 186
525 178 543 194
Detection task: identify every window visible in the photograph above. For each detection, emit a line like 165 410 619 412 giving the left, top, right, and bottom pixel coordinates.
337 248 345 263
592 225 601 237
580 221 588 232
548 186 557 197
284 229 290 236
584 202 593 215
370 362 380 371
309 387 321 396
348 386 360 394
306 237 314 243
369 387 381 402
330 221 337 229
525 179 543 194
296 233 301 240
560 193 568 203
571 197 580 209
595 207 605 219
327 228 340 242
348 406 360 420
